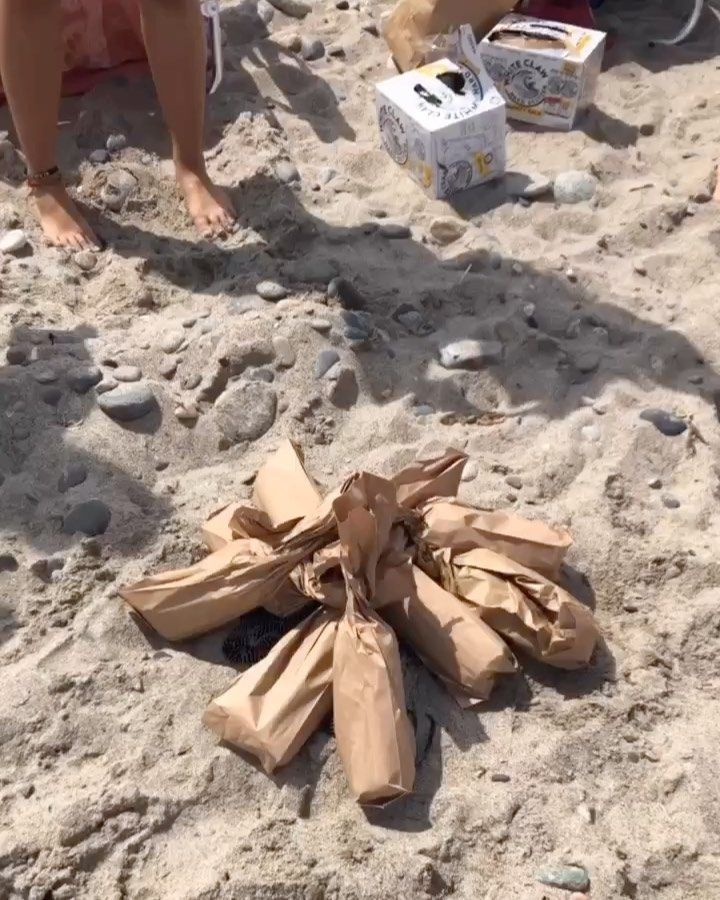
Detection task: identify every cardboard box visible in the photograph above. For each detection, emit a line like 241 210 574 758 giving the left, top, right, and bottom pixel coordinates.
479 14 605 130
376 28 506 198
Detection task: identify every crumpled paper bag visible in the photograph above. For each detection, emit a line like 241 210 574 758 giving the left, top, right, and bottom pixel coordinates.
121 440 600 804
384 0 517 71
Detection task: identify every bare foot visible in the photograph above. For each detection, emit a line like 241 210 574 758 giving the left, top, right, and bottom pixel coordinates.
175 165 236 237
31 184 99 250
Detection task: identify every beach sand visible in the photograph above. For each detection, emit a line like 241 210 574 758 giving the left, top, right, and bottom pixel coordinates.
1 0 720 897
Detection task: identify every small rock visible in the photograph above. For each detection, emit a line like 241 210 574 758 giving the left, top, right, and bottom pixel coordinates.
106 133 127 152
33 366 57 384
439 339 503 369
97 383 156 421
214 382 277 445
511 262 523 276
63 499 112 537
505 474 523 490
273 336 296 368
0 229 27 254
174 403 199 422
159 359 177 379
315 349 341 378
275 160 300 184
6 346 27 365
490 773 511 782
413 404 434 417
309 319 332 334
74 250 97 271
256 0 275 23
639 122 655 136
662 495 681 509
40 386 63 406
160 330 185 354
648 477 662 489
96 378 118 394
18 782 35 798
553 170 598 204
182 316 196 328
633 261 647 276
266 0 310 17
256 280 288 302
379 223 411 239
639 408 687 437
536 864 590 893
89 149 110 164
573 350 601 374
0 554 18 573
461 460 479 482
114 365 142 383
182 372 202 390
336 0 349 6
429 217 467 245
326 367 358 408
58 462 88 492
249 367 274 383
67 365 102 394
581 424 601 442
327 277 366 310
505 170 552 199
301 37 325 61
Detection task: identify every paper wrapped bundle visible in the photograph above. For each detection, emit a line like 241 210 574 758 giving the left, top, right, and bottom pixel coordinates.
121 441 600 804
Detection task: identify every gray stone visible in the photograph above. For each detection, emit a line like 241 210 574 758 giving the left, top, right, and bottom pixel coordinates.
0 553 18 572
89 149 110 164
182 316 197 328
214 382 277 445
315 349 341 378
63 499 111 537
662 495 681 509
639 408 687 437
379 223 411 239
41 386 63 406
553 170 598 204
6 346 27 365
273 336 296 368
182 372 202 390
67 365 102 393
249 367 275 383
58 463 88 492
506 474 523 490
301 37 325 61
536 864 590 893
429 217 467 245
395 309 425 334
114 365 142 382
0 229 27 253
74 250 97 271
505 170 552 199
106 133 127 152
161 330 185 354
461 460 479 482
308 318 332 334
256 0 275 23
490 773 511 782
327 277 366 310
101 168 136 210
256 280 288 301
275 160 300 184
573 350 601 374
648 477 662 489
413 404 434 417
326 367 358 408
266 0 310 17
345 327 370 343
439 339 503 369
159 359 178 379
97 383 156 421
96 378 118 394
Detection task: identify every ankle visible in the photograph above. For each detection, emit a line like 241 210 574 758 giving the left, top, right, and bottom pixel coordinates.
174 156 208 181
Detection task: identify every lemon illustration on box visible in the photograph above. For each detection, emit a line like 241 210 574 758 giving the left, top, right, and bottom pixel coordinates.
376 27 506 199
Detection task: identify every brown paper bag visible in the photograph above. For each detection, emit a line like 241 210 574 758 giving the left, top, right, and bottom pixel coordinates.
421 499 572 580
332 493 415 805
384 0 517 72
392 448 468 510
252 439 322 530
203 608 339 772
436 547 599 668
379 562 517 705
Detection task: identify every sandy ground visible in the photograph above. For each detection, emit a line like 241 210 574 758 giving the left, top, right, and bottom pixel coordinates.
2 0 720 897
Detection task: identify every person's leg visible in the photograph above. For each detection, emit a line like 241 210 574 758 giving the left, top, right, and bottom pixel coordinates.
137 0 235 236
0 0 98 249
